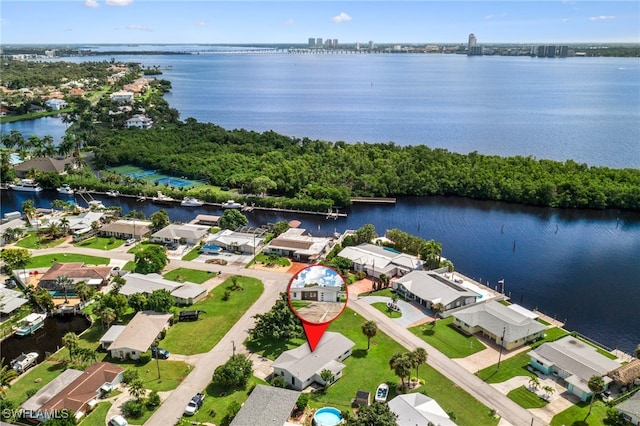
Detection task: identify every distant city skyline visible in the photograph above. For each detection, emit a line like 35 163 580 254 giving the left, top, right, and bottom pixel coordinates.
1 1 638 45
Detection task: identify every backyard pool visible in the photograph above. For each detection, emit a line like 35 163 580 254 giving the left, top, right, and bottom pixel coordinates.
313 407 342 426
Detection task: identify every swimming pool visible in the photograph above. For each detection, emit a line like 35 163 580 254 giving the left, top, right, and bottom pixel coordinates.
313 407 342 426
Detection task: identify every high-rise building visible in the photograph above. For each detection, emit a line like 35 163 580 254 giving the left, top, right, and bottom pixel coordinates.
368 40 375 50
333 39 338 49
467 33 482 56
308 38 315 47
468 33 477 50
316 38 323 47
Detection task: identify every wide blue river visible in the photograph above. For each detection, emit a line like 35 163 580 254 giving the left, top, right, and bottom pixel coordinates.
1 51 639 353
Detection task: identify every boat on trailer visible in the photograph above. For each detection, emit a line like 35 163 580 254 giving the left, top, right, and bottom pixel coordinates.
375 383 389 402
11 352 39 373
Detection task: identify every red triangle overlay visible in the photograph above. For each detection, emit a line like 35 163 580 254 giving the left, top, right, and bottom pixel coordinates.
302 321 329 351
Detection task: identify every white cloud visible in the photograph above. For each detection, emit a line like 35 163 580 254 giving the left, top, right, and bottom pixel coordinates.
127 24 152 32
84 0 99 8
195 20 207 27
291 266 344 289
589 15 616 21
106 0 133 6
282 19 294 26
485 14 495 20
331 12 352 24
561 18 570 22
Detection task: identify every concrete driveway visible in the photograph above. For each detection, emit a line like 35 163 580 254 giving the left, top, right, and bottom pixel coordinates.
359 295 432 327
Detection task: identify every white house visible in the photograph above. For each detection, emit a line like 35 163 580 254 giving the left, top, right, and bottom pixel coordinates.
393 270 480 312
272 332 354 391
616 391 640 426
45 98 68 110
110 90 134 104
206 229 264 255
151 223 209 246
263 228 332 261
337 243 424 279
124 114 153 129
106 311 172 360
119 273 207 305
289 285 340 303
0 217 26 246
388 393 458 426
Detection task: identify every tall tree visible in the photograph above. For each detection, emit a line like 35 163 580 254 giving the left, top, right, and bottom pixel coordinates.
361 320 377 351
63 332 79 362
55 274 74 304
355 224 377 245
100 307 116 330
128 379 147 402
150 209 170 233
212 354 253 389
134 244 168 274
145 289 175 313
0 361 19 392
586 375 605 419
420 239 442 270
74 281 93 304
252 293 302 340
389 352 412 388
347 402 397 426
0 247 31 275
410 347 428 379
219 209 248 230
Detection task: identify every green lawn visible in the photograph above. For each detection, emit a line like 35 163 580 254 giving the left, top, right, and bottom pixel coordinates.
181 246 201 261
122 261 137 271
74 236 125 250
3 360 67 405
371 302 402 318
189 377 268 424
161 276 264 354
550 400 609 426
290 300 312 309
79 401 112 426
250 252 291 267
530 327 570 349
358 287 395 298
15 232 66 249
507 385 549 408
163 268 216 284
409 317 486 358
26 253 110 268
476 351 536 383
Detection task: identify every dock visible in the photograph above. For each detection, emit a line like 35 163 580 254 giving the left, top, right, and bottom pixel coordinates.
350 197 397 204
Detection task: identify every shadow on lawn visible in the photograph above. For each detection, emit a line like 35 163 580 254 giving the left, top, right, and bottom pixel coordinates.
351 349 369 359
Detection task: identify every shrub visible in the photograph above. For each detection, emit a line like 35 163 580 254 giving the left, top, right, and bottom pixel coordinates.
26 389 38 398
146 390 161 408
122 400 144 418
222 290 231 301
122 369 140 384
270 375 286 388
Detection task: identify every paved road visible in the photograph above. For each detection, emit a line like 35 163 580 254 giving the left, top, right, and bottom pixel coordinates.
347 297 546 426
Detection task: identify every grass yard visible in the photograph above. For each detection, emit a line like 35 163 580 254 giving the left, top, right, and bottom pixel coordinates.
250 252 291 267
79 401 112 426
358 287 395 298
290 300 312 309
181 246 201 261
409 317 486 358
476 351 536 383
15 232 66 249
308 308 499 426
161 276 263 354
26 253 110 268
550 400 609 426
74 236 124 250
189 377 268 424
371 302 402 318
245 335 307 361
529 327 570 349
507 385 549 408
163 267 216 284
3 360 67 404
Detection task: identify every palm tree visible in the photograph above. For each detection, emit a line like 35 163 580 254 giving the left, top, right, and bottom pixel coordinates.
528 376 541 391
0 361 19 397
411 347 428 379
74 281 92 304
586 375 605 419
431 302 445 323
362 320 378 351
420 239 442 270
128 379 147 402
55 274 74 304
63 332 79 362
389 352 412 388
46 222 62 240
59 217 70 235
542 385 555 399
100 307 116 330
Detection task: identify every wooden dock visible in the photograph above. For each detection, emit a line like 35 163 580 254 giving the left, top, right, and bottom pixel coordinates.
350 197 396 204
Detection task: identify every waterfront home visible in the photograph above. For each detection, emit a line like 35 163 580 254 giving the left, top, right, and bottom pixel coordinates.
151 223 210 246
289 285 340 303
0 286 29 315
206 229 264 255
452 300 546 350
194 214 220 226
388 393 458 426
109 90 134 104
609 359 640 389
107 310 172 360
272 331 355 391
13 156 76 178
124 114 153 129
0 217 26 246
38 262 113 291
229 385 300 426
100 218 151 241
392 270 480 312
99 325 126 350
337 243 424 279
44 98 68 110
616 391 640 425
263 228 332 262
21 362 124 422
49 211 104 236
119 273 207 305
529 335 621 401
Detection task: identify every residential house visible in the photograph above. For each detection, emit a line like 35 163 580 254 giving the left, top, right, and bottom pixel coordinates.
13 156 75 178
337 243 424 279
194 214 220 226
393 270 480 312
609 359 640 389
124 114 153 129
38 262 113 291
110 90 134 104
452 301 546 350
263 228 332 262
388 393 458 426
0 286 29 315
616 391 640 426
44 98 68 110
289 285 340 303
206 229 264 255
529 336 621 401
21 362 124 422
51 211 104 236
119 273 207 305
99 219 151 240
151 223 209 246
272 331 355 391
0 217 26 246
229 385 300 426
107 310 172 360
99 325 126 350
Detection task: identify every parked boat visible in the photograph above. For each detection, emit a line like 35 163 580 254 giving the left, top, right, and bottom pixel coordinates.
181 197 204 207
14 313 46 336
10 351 39 373
56 184 74 195
8 179 43 193
221 199 242 209
106 190 120 197
152 191 176 204
375 383 389 403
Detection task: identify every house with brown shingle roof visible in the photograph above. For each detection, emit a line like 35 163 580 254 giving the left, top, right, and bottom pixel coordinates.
13 156 76 178
107 310 172 360
100 219 152 240
38 262 113 291
21 362 124 422
609 359 640 388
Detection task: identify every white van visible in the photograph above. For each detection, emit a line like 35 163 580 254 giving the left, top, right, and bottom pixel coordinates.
108 415 128 426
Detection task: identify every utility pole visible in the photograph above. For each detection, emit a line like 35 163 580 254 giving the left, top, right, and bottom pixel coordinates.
496 327 506 371
232 340 236 356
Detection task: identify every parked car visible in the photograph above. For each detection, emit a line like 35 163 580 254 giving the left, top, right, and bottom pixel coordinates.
184 392 205 416
150 347 170 359
108 415 128 426
125 238 136 246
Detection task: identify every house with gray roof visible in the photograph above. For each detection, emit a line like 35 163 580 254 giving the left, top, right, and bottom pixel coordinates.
0 217 26 246
230 385 300 426
99 325 126 350
206 229 264 255
0 286 29 315
107 310 172 360
263 228 332 261
393 270 480 312
529 335 621 401
337 243 423 279
616 391 640 425
388 393 457 426
119 273 207 305
151 223 209 246
452 300 546 350
272 332 355 391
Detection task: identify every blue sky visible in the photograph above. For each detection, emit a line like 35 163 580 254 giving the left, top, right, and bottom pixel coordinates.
1 1 638 44
291 265 344 288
